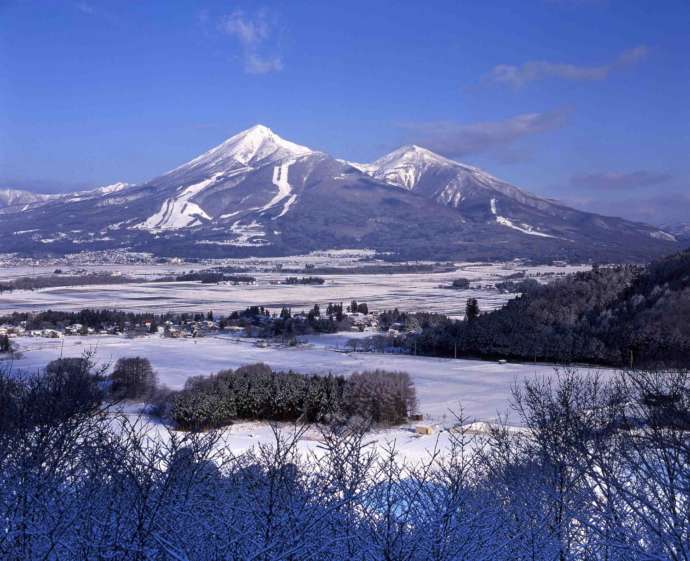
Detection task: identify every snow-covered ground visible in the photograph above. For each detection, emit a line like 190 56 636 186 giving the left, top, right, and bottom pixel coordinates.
7 331 606 460
0 261 588 318
0 257 594 460
6 332 607 424
6 333 613 460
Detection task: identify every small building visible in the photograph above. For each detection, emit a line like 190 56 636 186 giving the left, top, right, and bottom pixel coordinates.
415 425 434 435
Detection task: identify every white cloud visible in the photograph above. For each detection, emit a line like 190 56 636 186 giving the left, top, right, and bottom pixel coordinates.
567 192 690 226
75 2 96 16
219 10 283 75
400 110 569 159
221 10 270 46
244 54 283 75
483 45 649 88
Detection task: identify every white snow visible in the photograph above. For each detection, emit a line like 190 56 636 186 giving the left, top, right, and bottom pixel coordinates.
344 160 379 174
228 220 269 246
368 145 457 190
6 333 610 426
260 159 297 217
0 261 589 319
275 194 297 219
168 124 313 174
134 175 220 231
490 198 557 239
88 182 131 196
0 189 54 208
650 230 676 241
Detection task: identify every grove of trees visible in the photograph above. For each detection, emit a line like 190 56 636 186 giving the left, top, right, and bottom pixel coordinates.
109 357 158 400
164 364 417 431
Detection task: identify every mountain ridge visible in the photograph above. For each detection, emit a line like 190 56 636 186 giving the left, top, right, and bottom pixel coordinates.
0 125 678 263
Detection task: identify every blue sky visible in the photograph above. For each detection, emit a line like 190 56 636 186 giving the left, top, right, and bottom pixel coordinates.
1 0 689 224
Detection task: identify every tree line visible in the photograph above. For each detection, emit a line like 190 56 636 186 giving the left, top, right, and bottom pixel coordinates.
0 272 137 293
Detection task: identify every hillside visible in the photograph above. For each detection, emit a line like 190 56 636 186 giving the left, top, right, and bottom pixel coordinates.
409 247 690 367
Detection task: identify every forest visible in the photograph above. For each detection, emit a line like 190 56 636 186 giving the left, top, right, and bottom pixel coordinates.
391 248 690 367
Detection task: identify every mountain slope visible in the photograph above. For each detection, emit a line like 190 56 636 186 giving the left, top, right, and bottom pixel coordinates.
363 145 674 245
0 125 679 262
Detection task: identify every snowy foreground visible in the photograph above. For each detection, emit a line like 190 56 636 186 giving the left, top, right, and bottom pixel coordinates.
5 332 608 461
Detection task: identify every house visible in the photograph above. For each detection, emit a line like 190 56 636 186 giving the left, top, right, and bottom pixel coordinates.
65 323 84 335
415 425 434 435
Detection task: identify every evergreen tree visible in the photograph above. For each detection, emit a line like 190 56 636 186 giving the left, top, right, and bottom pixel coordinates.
465 298 480 321
0 334 11 353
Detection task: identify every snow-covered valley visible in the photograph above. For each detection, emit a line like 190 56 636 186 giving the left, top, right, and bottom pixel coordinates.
0 258 597 460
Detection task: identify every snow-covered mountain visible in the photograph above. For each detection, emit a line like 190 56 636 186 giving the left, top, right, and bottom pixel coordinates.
0 183 132 214
0 188 55 210
660 222 690 242
0 125 678 262
360 145 674 243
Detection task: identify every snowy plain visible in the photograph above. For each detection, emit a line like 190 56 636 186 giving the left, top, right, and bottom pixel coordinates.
0 260 588 317
0 257 596 460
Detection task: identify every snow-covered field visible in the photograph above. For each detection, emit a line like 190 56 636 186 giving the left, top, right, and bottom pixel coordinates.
0 261 588 317
7 332 607 423
5 332 609 460
0 257 595 460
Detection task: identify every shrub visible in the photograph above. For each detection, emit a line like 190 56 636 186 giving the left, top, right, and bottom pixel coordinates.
0 335 11 354
0 357 103 432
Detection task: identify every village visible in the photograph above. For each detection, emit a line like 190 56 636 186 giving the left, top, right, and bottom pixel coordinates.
0 301 384 343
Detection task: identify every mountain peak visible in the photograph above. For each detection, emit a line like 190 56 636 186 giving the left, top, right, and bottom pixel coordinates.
378 144 454 165
369 144 458 189
169 124 313 176
212 124 313 165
